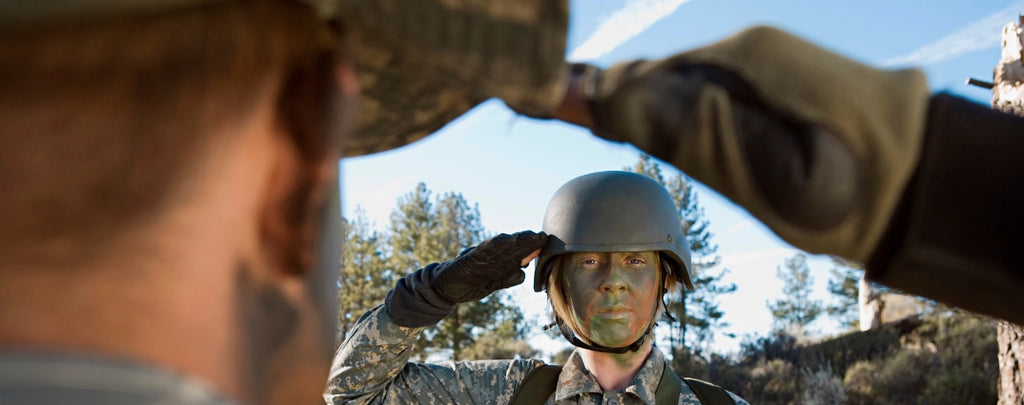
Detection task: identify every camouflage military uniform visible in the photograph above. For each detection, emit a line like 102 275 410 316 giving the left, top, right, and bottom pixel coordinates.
0 353 237 405
324 306 748 405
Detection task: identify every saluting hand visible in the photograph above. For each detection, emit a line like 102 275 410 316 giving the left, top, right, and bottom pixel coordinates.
432 231 547 304
386 231 547 327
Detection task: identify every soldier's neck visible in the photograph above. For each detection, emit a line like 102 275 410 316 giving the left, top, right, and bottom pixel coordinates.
0 229 250 404
578 339 653 391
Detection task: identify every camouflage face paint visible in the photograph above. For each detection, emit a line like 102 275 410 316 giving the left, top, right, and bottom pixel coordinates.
562 251 661 348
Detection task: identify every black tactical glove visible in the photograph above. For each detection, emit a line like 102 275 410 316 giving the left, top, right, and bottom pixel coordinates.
385 231 547 327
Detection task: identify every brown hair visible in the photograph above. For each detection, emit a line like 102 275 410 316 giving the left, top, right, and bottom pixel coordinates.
0 0 343 265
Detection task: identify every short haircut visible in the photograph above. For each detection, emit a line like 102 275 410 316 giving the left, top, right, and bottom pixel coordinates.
0 0 343 265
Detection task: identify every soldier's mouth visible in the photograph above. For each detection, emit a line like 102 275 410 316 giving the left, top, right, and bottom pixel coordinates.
595 306 632 319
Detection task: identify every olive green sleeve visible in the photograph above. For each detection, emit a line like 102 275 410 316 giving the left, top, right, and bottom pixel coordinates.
865 93 1024 324
588 26 930 264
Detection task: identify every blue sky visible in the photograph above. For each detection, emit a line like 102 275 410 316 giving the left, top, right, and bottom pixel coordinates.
339 0 1021 356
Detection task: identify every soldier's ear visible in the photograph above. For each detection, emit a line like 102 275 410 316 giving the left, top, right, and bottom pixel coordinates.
258 137 337 278
258 54 350 280
659 255 674 291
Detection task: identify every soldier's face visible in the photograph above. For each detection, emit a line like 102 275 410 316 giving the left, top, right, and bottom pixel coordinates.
561 251 661 348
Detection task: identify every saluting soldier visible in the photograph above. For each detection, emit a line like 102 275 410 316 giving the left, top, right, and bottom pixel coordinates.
1 0 1022 404
325 171 749 405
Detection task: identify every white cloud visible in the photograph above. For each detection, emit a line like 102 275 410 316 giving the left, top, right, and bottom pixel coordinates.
568 0 693 62
719 220 754 239
882 2 1024 67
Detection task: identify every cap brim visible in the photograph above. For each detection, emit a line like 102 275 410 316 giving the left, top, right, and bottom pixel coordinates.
339 0 568 156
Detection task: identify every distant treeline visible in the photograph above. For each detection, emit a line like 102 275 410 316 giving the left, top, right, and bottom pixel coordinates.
671 313 997 405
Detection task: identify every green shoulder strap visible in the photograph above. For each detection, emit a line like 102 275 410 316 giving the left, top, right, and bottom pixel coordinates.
656 362 682 404
509 365 561 405
682 376 736 405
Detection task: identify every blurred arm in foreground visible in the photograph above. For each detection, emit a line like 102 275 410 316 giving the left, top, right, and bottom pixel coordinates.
537 26 1023 324
342 1 1021 323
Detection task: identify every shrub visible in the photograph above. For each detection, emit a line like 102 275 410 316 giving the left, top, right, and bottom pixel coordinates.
745 359 800 405
918 365 997 405
730 313 995 404
800 363 846 405
843 361 878 405
740 330 800 366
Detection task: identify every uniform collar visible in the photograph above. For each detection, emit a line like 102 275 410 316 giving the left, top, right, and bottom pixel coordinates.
554 348 665 404
0 351 238 405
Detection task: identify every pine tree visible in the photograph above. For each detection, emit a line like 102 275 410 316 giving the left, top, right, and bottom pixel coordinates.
336 208 392 341
826 258 861 331
626 154 736 357
387 183 532 361
768 253 823 333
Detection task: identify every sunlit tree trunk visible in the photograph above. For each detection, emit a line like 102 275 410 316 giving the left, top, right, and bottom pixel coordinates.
992 18 1024 405
857 277 883 331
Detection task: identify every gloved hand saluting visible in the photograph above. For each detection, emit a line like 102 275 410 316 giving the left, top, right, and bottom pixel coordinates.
386 231 547 327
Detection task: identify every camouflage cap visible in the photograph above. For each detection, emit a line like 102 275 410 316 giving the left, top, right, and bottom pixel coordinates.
0 0 569 157
337 0 568 156
0 0 337 29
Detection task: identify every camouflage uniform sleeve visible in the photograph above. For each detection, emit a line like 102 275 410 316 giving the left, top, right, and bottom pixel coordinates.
324 305 545 405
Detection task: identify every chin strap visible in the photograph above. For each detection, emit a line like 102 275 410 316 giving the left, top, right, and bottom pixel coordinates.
553 316 653 354
661 290 677 323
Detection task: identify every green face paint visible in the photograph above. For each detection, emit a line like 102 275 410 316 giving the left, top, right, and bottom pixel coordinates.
562 251 661 348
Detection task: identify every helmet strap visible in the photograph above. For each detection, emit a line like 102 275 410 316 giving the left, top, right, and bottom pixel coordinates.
658 264 678 323
662 293 677 323
553 316 652 354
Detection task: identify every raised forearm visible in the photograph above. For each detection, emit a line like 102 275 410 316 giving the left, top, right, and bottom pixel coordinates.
549 26 1023 323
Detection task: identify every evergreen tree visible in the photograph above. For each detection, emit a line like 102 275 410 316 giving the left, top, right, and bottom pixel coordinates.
826 258 861 331
626 154 736 357
387 183 531 361
768 253 823 332
336 208 392 341
388 183 440 274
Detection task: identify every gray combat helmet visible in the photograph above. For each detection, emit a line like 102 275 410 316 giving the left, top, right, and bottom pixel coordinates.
534 171 694 292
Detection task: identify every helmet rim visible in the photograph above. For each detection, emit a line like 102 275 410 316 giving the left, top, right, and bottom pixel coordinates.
533 171 694 292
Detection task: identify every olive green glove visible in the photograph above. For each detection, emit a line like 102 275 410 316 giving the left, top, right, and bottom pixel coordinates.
582 26 930 263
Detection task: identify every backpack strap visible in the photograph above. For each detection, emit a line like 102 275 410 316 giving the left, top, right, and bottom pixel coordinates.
682 376 736 405
655 361 682 405
509 364 561 405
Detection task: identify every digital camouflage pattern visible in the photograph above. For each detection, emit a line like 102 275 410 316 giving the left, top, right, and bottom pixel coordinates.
0 0 570 158
325 304 542 404
0 0 340 30
338 0 569 156
548 351 748 405
324 305 748 404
